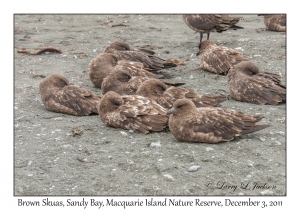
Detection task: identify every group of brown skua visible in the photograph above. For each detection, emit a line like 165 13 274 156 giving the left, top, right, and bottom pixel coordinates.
39 14 286 144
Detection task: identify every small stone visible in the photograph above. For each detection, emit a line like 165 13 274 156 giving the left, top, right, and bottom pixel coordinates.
175 77 182 82
206 147 214 152
276 141 282 145
120 131 127 136
189 75 194 79
238 192 245 195
276 131 285 135
150 141 161 148
85 150 92 155
188 166 200 172
163 174 174 181
128 130 134 133
27 161 32 166
260 190 273 195
108 156 112 159
259 137 266 141
28 174 33 177
63 144 73 149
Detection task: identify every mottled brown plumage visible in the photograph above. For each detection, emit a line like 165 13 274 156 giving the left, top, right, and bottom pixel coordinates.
198 40 249 74
101 69 184 96
259 14 286 32
101 69 150 95
39 73 101 116
88 53 165 88
98 91 168 134
228 61 286 105
183 14 244 43
104 41 177 70
136 78 227 109
167 99 270 143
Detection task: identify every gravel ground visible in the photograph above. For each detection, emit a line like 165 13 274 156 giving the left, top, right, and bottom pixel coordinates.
14 14 286 196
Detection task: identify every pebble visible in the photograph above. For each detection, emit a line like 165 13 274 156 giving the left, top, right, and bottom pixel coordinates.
238 192 245 195
27 161 32 166
189 75 194 79
188 166 200 172
276 131 285 135
63 144 73 149
152 175 158 179
163 174 174 181
108 156 112 159
235 47 244 51
260 190 273 195
128 130 134 133
175 77 182 82
206 147 214 152
150 141 161 148
259 137 266 141
120 131 127 136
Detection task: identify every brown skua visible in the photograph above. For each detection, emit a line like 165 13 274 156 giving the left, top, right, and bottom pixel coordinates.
258 14 286 32
39 73 101 116
182 14 244 43
104 41 177 70
88 53 164 88
228 61 286 105
136 78 227 109
98 91 168 134
167 99 270 143
198 40 249 75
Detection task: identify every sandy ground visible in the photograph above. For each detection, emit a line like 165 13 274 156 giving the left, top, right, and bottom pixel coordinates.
14 14 286 196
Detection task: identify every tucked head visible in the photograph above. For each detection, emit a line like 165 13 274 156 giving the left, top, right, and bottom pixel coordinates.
109 69 132 83
167 99 196 115
99 91 124 113
234 61 260 75
199 40 215 50
136 79 168 98
40 73 70 90
105 41 131 52
96 53 118 66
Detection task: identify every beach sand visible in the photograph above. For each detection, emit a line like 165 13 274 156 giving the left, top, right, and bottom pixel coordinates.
14 14 286 196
